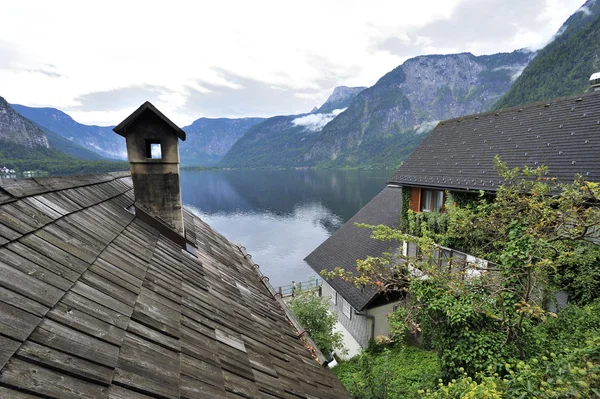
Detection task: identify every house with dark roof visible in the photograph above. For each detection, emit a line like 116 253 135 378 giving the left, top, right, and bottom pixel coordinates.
305 89 600 357
0 102 351 398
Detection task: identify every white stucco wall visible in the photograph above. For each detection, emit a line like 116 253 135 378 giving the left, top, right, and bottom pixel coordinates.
332 321 363 360
366 301 402 338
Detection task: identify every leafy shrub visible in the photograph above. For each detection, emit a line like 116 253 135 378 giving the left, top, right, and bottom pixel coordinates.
422 339 600 399
334 345 440 399
420 374 503 399
287 293 344 355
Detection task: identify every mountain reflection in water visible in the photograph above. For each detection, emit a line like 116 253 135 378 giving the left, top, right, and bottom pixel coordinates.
180 169 391 287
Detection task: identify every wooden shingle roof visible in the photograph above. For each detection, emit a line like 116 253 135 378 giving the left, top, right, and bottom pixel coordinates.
0 173 350 398
389 91 600 190
304 187 402 311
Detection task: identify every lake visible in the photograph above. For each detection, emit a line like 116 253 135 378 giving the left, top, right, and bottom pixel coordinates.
180 169 392 289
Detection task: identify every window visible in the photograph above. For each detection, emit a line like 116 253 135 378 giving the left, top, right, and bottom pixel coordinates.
330 288 337 305
342 299 352 319
420 189 444 212
145 140 162 159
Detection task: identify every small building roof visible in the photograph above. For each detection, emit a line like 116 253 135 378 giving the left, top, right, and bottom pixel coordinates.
0 173 350 398
389 91 600 190
305 186 402 311
113 101 186 141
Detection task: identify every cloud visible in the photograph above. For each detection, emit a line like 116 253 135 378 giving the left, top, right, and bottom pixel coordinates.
86 142 127 159
576 4 593 15
180 69 325 118
414 120 439 134
25 68 64 78
0 41 65 78
0 0 586 125
70 84 173 112
292 108 346 132
0 41 19 70
150 143 162 159
374 0 562 57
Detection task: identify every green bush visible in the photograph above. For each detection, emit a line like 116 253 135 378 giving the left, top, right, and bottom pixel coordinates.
334 345 440 399
287 293 344 355
422 339 600 398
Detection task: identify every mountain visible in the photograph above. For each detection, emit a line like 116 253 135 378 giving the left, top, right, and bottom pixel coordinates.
317 86 366 113
494 0 600 109
219 114 317 168
304 50 535 168
35 123 107 161
0 96 49 148
10 104 126 160
180 117 264 165
219 87 365 168
1 96 128 175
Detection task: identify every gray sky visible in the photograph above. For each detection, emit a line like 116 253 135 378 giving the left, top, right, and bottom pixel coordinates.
0 0 588 126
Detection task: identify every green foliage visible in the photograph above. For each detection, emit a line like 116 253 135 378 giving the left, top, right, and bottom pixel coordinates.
0 140 129 175
316 129 425 170
525 299 600 357
325 158 600 387
406 210 449 243
400 186 411 231
422 338 600 399
328 132 424 169
287 293 344 355
420 374 503 399
334 345 440 399
549 242 600 305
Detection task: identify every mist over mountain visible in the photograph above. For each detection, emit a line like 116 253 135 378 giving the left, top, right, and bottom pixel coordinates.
494 0 600 109
220 86 365 168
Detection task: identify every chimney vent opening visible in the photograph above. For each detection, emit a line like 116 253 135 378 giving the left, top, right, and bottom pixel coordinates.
145 140 162 159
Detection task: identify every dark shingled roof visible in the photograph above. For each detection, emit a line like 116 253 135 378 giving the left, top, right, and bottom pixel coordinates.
304 187 402 311
389 91 600 190
0 173 350 398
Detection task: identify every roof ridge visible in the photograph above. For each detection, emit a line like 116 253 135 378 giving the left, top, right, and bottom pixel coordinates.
440 90 600 125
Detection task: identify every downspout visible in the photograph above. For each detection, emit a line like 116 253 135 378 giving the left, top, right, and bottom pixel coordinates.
354 310 375 341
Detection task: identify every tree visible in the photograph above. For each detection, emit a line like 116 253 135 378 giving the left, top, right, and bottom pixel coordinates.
323 157 600 378
288 292 345 356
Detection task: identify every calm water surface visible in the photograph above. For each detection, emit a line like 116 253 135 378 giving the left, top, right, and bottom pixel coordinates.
180 169 391 288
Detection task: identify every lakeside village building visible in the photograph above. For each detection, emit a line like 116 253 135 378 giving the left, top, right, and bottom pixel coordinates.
306 88 600 359
0 103 351 398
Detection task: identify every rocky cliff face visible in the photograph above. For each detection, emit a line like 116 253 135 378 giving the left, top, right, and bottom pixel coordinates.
11 104 125 159
0 97 49 148
304 50 535 167
317 86 366 113
180 117 265 165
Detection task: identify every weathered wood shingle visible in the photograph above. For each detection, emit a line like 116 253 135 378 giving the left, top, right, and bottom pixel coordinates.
0 173 351 398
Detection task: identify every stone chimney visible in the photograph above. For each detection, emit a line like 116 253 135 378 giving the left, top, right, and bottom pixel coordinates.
114 102 186 236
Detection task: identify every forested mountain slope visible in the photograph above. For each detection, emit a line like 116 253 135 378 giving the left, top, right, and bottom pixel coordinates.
494 0 600 109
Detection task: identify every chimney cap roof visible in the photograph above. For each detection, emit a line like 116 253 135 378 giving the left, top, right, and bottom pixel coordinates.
113 101 186 141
